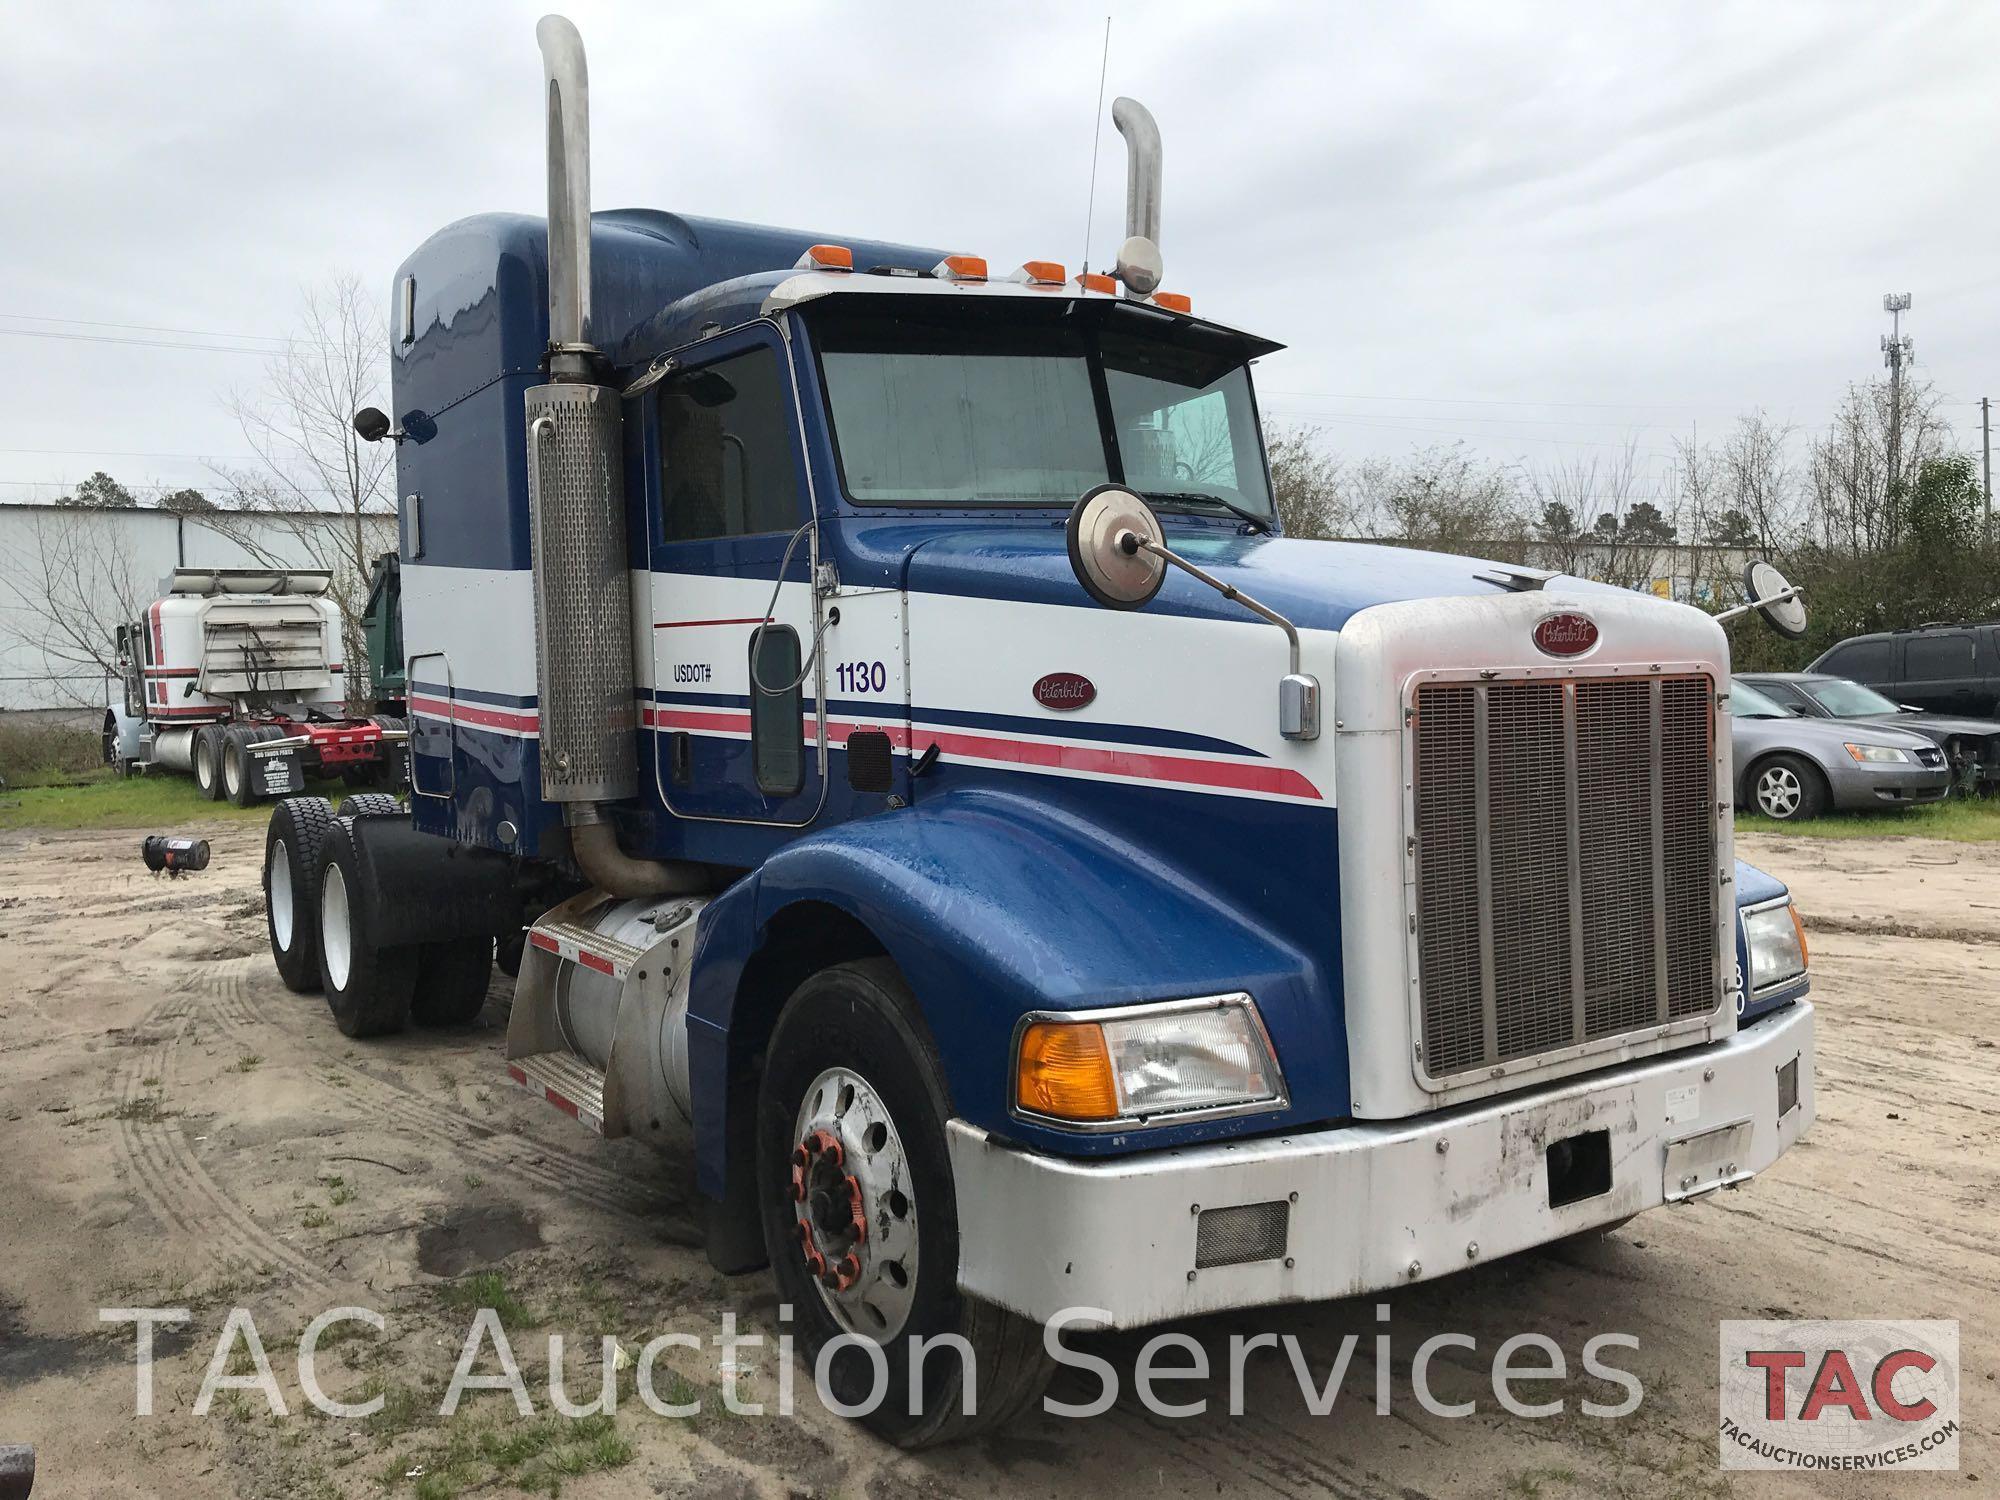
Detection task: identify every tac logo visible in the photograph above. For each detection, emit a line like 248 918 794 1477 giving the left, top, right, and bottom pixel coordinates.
1531 612 1598 657
1719 1319 1959 1471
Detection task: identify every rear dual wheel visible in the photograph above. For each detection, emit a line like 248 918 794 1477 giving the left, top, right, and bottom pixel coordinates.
192 725 225 799
223 726 287 807
317 818 416 1038
266 796 335 992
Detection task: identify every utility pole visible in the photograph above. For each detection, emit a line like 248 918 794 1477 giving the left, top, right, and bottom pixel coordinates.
1983 394 1992 545
1882 292 1912 510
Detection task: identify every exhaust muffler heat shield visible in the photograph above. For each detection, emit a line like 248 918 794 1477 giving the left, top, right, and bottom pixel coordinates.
526 381 639 803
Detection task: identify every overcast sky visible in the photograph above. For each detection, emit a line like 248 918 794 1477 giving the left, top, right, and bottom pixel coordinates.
4 0 1996 511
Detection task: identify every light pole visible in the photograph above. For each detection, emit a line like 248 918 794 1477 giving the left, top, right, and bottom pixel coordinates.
1882 292 1912 510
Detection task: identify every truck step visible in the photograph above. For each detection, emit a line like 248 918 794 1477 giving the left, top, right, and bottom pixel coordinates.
507 1052 607 1135
526 920 645 980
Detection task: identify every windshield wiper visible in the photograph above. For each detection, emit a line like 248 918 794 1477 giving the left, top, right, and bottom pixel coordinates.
1142 489 1272 534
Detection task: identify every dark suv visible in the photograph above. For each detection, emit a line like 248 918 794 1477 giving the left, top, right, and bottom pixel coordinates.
1809 623 2000 718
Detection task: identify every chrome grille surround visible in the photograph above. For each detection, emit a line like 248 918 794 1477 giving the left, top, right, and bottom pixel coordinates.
1406 665 1725 1085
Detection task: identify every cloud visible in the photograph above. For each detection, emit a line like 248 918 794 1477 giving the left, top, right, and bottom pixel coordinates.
1 0 1993 501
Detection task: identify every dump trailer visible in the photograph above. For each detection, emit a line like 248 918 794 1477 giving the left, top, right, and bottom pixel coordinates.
105 568 408 805
261 17 1817 1446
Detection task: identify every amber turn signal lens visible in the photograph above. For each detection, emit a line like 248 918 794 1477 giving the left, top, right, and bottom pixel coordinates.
936 254 989 281
1789 904 1809 968
1151 291 1192 313
1016 1021 1118 1121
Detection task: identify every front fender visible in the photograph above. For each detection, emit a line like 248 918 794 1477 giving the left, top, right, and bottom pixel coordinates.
686 786 1345 1197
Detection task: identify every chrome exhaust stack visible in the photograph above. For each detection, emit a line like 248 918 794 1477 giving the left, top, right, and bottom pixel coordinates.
1111 96 1163 296
537 15 597 382
523 16 703 895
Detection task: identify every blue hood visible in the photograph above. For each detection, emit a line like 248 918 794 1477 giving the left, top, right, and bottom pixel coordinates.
892 522 1524 632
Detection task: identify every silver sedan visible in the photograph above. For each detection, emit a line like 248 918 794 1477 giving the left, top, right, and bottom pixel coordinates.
1729 677 1950 820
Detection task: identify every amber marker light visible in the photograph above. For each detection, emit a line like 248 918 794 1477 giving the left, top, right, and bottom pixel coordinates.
1016 1020 1118 1121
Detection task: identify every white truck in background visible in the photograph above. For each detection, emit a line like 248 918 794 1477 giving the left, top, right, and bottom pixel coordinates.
105 568 407 804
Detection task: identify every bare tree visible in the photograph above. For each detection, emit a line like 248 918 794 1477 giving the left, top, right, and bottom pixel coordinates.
211 274 394 697
1347 443 1524 556
1263 422 1344 539
1805 376 1951 555
0 509 147 710
1719 412 1797 554
1519 439 1658 585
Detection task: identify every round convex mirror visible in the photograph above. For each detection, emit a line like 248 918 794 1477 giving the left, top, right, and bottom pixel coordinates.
1066 484 1166 610
1743 559 1808 639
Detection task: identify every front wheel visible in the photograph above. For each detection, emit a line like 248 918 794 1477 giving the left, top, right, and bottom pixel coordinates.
756 959 1051 1448
1750 754 1826 821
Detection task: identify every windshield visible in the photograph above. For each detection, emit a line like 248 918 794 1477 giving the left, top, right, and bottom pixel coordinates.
1803 678 1901 716
1730 680 1795 718
811 301 1274 520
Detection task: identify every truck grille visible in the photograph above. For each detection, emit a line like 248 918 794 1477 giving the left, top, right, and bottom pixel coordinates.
1412 675 1718 1079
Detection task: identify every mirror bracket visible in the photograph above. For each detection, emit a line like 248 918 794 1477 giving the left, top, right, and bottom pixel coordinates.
1066 485 1319 741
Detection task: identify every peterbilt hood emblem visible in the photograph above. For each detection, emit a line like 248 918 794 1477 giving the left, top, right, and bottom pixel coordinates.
1033 672 1096 711
1532 612 1598 657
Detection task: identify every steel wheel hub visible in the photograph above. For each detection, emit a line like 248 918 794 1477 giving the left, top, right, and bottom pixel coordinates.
788 1066 918 1339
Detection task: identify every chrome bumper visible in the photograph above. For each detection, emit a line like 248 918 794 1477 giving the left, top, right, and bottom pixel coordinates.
947 1002 1814 1329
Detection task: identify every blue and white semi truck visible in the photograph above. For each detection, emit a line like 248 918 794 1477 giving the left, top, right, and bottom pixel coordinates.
260 17 1816 1445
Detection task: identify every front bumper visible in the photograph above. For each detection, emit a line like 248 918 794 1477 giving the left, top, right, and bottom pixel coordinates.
1828 762 1950 808
948 1002 1814 1329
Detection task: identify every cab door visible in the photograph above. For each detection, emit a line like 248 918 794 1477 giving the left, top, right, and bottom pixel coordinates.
643 325 825 826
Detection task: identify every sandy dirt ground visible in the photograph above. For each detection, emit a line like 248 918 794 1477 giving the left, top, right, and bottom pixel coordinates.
0 821 1991 1499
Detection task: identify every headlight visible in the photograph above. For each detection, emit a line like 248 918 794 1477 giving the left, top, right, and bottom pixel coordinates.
1014 995 1286 1128
1845 742 1912 764
1743 899 1808 992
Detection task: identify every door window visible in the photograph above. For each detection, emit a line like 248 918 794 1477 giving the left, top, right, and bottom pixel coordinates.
657 346 803 541
1820 639 1891 681
1905 633 1974 681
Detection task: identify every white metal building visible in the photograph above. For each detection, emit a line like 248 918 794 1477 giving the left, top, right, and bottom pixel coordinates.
0 502 395 716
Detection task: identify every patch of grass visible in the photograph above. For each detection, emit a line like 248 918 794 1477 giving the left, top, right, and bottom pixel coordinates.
233 1053 263 1073
462 1173 482 1189
1737 794 2000 842
436 1272 541 1330
361 1377 431 1441
0 768 346 831
0 719 102 789
329 1182 356 1206
301 1207 331 1229
113 1094 173 1123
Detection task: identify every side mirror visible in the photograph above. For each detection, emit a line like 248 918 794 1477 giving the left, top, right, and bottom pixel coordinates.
1716 560 1808 638
352 407 394 444
1065 484 1166 610
1063 484 1320 740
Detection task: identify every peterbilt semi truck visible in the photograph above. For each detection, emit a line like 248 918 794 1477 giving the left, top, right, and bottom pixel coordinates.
105 568 407 804
259 17 1816 1445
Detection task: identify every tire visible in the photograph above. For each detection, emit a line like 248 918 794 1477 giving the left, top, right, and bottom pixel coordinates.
411 938 493 1027
226 725 291 806
1748 754 1826 821
265 797 335 993
192 724 225 799
335 792 403 819
101 710 118 768
756 959 1052 1448
496 930 526 979
316 818 416 1038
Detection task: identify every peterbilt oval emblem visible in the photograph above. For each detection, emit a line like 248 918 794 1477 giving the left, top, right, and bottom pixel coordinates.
1532 612 1598 656
1033 672 1096 711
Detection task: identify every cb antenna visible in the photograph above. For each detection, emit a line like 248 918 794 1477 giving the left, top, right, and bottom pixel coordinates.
1080 16 1111 279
